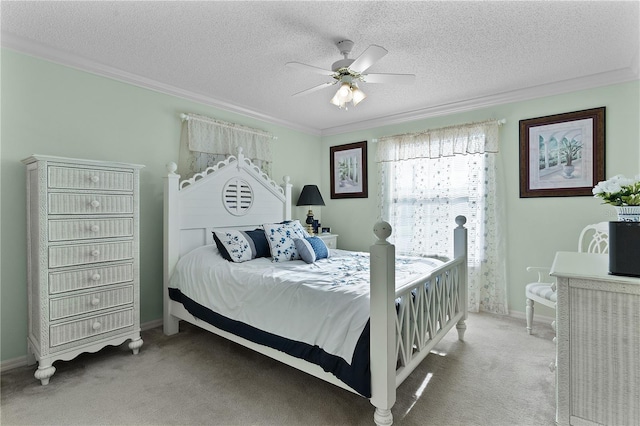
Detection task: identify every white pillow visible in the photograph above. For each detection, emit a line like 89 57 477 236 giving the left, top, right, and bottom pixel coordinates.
212 230 255 263
262 220 310 262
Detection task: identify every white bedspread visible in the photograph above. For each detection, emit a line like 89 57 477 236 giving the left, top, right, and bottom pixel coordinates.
169 245 444 363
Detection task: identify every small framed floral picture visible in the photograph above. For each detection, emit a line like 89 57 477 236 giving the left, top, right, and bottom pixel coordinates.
519 107 606 198
330 141 368 199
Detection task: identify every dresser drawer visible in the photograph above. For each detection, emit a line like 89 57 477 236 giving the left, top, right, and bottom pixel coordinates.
49 218 133 241
48 166 133 191
49 241 133 268
48 193 133 215
50 308 134 347
49 263 133 294
50 285 133 320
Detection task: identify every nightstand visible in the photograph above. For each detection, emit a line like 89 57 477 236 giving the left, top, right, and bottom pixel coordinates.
316 233 338 249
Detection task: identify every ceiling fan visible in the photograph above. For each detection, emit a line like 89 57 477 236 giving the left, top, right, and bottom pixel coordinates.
286 40 416 109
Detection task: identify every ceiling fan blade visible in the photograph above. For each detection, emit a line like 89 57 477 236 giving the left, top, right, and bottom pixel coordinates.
286 62 334 76
291 81 335 97
362 73 416 85
349 45 388 73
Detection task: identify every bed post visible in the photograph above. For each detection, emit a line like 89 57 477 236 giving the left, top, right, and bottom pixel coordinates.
283 176 292 220
369 221 396 426
163 162 181 335
454 215 468 340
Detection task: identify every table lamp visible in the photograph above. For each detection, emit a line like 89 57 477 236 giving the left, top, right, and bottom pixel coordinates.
296 185 325 234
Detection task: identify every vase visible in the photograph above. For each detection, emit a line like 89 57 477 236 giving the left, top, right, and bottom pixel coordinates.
562 165 575 178
614 206 640 222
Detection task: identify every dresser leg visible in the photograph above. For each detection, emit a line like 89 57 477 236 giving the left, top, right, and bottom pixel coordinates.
34 365 56 386
128 337 143 355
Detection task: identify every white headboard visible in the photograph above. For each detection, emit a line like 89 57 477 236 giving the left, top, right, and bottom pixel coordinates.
163 148 292 286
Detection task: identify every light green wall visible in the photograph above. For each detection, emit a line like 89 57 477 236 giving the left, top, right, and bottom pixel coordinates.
321 81 640 319
0 50 321 361
2 48 638 363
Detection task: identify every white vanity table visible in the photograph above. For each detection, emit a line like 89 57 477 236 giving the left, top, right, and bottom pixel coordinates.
550 251 640 426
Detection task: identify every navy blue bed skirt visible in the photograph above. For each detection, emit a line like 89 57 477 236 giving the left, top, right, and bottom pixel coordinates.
168 288 372 397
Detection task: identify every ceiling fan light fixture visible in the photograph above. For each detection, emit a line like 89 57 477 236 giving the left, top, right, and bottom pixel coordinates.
289 39 415 110
330 82 365 109
351 84 366 106
337 82 353 102
329 92 342 107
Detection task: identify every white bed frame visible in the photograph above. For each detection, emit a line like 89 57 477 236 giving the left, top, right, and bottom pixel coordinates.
163 148 468 426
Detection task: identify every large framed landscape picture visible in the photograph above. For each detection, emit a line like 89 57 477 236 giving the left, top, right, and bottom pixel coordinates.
330 141 368 199
519 107 605 198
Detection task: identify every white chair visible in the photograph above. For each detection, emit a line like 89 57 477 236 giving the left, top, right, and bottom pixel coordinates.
525 222 609 334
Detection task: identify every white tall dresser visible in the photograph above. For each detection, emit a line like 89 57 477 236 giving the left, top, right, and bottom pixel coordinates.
550 251 640 426
22 155 144 385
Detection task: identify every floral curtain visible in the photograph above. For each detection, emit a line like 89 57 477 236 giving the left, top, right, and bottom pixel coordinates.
376 120 508 314
177 113 274 179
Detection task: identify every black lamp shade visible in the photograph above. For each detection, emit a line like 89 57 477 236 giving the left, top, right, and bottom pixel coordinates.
296 185 325 206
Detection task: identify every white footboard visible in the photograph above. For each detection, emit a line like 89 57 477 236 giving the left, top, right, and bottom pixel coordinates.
369 216 468 426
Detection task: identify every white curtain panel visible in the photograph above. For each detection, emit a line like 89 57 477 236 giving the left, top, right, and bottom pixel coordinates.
178 113 273 179
377 120 508 314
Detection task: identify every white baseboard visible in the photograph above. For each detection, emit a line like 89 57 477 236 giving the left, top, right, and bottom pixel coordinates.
0 356 29 373
1 319 164 373
141 318 163 331
508 310 555 327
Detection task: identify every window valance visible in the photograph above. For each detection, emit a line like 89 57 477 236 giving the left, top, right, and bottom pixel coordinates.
376 119 502 162
182 113 274 162
178 113 275 179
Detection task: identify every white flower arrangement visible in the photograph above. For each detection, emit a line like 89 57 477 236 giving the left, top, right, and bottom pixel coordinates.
592 174 640 206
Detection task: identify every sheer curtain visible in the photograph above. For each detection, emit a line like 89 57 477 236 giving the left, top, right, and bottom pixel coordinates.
377 120 508 314
178 113 274 179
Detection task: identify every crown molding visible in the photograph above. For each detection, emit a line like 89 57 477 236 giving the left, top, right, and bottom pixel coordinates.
3 33 637 138
1 34 321 136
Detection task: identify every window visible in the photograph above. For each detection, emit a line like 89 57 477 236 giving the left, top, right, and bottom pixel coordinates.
376 120 508 314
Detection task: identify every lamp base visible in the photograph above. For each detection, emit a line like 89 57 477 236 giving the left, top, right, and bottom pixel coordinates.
306 209 315 235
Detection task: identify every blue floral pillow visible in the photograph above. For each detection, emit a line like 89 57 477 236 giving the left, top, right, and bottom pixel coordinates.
262 220 310 262
294 237 330 264
212 229 270 263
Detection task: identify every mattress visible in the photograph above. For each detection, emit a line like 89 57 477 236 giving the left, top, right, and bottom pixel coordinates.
168 244 444 396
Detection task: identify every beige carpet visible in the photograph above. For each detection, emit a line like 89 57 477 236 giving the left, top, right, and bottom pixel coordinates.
1 312 556 425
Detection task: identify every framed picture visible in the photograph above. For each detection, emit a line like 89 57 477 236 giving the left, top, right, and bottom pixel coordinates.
330 141 368 199
519 107 605 198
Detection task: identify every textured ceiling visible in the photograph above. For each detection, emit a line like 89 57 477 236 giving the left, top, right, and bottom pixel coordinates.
2 1 639 135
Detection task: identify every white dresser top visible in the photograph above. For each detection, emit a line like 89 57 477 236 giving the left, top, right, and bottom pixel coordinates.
550 251 640 285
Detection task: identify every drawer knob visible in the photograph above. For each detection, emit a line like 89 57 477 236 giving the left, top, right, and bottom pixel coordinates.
92 322 102 331
90 175 100 183
90 298 100 306
90 200 100 208
90 225 100 233
91 250 100 257
91 273 101 281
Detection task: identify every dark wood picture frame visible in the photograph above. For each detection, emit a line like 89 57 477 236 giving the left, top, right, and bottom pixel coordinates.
519 107 605 198
330 141 368 199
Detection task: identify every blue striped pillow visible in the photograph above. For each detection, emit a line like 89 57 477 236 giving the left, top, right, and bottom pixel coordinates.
294 237 330 264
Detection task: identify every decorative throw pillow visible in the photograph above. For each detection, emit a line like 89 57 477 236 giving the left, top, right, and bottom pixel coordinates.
244 229 271 258
294 237 330 264
212 232 233 261
212 229 270 263
262 220 310 262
